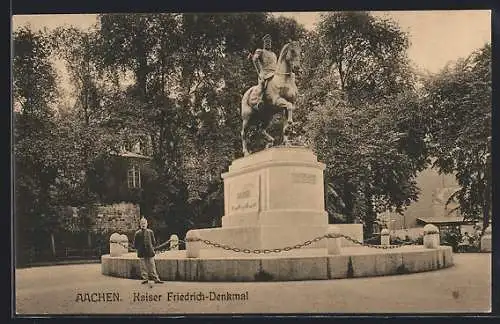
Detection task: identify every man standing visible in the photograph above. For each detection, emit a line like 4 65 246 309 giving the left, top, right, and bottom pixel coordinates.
133 217 163 284
250 34 277 110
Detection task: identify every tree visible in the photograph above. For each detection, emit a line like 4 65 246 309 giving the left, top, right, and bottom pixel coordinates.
311 11 413 105
13 26 61 260
50 26 129 245
301 12 425 235
423 43 492 230
305 92 423 232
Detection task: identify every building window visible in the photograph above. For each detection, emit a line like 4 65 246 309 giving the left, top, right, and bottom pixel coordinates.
127 165 141 189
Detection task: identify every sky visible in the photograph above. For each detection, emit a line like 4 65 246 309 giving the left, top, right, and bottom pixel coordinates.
12 10 490 79
277 10 491 73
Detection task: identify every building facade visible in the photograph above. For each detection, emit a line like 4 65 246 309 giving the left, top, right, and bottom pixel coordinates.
377 165 473 232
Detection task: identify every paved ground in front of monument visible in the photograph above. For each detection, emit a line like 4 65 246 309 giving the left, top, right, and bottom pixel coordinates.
15 253 491 315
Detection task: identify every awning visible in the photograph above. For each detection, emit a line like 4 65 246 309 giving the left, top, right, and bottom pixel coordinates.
115 151 152 160
416 217 475 225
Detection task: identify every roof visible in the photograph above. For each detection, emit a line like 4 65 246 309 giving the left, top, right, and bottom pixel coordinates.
111 150 152 160
118 151 152 159
416 216 474 224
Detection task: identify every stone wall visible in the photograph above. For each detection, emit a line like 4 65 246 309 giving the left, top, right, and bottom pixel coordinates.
93 203 141 233
59 202 141 234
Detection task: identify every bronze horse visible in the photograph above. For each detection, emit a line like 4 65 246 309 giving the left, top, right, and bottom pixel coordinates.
240 41 301 156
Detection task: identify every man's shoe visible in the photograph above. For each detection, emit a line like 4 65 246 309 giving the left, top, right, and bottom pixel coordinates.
141 280 149 284
154 280 164 284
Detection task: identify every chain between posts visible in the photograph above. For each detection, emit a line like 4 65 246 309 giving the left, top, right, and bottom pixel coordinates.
115 239 187 253
155 239 185 253
117 234 420 254
180 233 420 254
120 233 420 254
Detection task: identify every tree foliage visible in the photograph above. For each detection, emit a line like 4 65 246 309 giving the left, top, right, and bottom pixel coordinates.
301 12 425 234
313 12 413 104
13 27 62 251
423 43 492 229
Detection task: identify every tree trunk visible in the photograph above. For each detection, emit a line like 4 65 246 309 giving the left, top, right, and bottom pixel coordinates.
343 184 355 223
50 232 56 257
87 231 92 248
482 169 491 234
364 191 376 236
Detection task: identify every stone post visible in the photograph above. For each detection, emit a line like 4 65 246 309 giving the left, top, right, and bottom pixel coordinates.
186 231 201 258
109 233 122 257
480 225 492 252
170 234 179 251
423 224 440 249
326 226 341 255
380 228 390 246
119 234 129 255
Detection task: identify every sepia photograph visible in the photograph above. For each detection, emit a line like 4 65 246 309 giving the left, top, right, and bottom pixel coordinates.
12 10 492 315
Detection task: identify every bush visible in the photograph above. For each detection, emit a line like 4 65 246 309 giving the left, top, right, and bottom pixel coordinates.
390 237 405 245
365 235 381 245
390 235 422 246
456 232 481 253
441 231 462 252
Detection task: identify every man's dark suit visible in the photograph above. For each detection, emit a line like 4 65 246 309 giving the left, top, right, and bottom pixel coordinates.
133 228 160 281
133 228 156 258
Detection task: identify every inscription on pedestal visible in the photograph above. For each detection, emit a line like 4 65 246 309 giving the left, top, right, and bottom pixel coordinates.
237 190 251 199
229 176 260 214
291 172 316 184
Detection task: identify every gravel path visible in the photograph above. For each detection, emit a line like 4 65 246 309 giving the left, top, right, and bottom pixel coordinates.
15 253 491 315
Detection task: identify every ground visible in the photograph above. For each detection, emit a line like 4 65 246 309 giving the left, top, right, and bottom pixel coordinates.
15 253 491 315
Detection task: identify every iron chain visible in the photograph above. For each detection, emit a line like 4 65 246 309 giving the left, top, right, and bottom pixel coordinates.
179 233 420 254
130 233 420 254
155 239 186 253
117 238 187 253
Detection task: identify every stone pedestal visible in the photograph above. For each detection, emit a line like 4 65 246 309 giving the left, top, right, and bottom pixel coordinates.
381 229 390 246
326 226 341 255
423 224 440 249
169 234 179 251
109 233 128 257
186 147 329 256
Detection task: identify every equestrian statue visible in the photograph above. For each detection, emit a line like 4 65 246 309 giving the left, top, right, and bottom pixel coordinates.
240 35 301 156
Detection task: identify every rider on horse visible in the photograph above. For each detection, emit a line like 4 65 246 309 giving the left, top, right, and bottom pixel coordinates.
250 34 277 110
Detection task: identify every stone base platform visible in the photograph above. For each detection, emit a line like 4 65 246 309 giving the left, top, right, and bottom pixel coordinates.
101 246 453 281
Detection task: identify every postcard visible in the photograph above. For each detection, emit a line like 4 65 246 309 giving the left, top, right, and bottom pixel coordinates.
12 10 492 315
